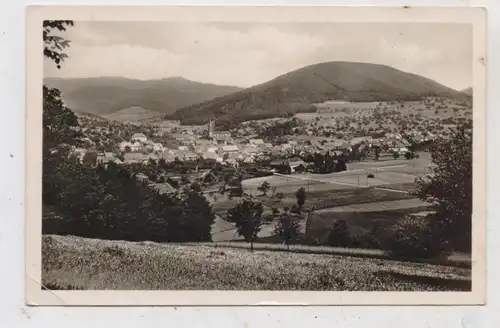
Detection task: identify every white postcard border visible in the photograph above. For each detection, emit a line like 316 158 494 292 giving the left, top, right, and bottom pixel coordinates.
25 5 487 306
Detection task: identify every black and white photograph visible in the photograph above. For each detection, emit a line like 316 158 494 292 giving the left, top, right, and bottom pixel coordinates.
25 6 486 305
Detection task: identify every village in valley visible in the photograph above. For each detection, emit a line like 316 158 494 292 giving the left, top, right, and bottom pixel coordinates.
67 95 472 244
41 20 474 292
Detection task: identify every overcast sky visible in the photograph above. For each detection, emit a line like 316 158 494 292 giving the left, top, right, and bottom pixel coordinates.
44 22 472 91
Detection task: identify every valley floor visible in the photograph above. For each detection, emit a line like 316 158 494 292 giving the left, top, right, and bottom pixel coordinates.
42 235 471 291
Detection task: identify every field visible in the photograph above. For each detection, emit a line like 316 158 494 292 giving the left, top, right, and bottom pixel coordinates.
209 155 433 243
42 235 471 291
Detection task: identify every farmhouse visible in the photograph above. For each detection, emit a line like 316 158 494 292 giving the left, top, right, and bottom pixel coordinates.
288 157 307 172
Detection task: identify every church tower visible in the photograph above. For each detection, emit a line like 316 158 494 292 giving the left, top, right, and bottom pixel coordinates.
208 116 214 139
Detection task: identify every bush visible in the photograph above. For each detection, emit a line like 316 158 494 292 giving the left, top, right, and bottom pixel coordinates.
382 215 441 259
327 220 352 247
367 173 375 178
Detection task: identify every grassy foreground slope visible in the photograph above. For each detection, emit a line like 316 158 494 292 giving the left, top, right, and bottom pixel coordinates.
42 235 471 291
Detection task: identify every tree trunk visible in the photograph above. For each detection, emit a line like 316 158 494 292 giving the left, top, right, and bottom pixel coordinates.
250 241 254 252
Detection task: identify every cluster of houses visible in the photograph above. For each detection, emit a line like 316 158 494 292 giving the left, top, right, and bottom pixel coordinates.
118 133 164 153
69 115 437 168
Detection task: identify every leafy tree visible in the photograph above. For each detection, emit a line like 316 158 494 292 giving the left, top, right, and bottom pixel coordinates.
313 152 325 172
295 187 306 213
43 20 73 68
404 151 415 160
81 151 98 167
227 198 264 251
327 220 352 247
273 213 302 250
413 125 472 252
43 87 81 153
257 181 271 196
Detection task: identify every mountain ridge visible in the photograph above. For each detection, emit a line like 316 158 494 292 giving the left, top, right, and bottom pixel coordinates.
43 76 243 116
168 61 468 125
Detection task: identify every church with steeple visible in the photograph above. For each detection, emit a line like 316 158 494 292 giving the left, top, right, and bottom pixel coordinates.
206 116 232 145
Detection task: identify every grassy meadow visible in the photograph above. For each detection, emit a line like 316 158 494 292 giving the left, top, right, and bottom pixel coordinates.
42 235 471 291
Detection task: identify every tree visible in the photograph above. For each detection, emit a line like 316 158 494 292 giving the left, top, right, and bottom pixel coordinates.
81 151 98 167
43 20 73 68
227 198 264 251
313 152 325 172
273 213 302 250
295 187 306 213
327 220 352 247
404 151 415 160
373 146 381 160
257 181 271 196
392 152 400 159
413 125 472 252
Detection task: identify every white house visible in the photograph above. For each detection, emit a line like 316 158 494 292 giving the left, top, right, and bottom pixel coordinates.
131 133 147 143
221 145 239 153
118 141 132 152
153 143 164 152
131 141 142 152
249 138 264 145
203 151 223 162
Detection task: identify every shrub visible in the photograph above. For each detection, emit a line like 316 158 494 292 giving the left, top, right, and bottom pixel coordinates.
367 173 375 178
382 215 440 259
327 220 352 247
404 152 415 160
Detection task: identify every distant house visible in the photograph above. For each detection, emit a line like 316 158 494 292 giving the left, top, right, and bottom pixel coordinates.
178 145 189 151
197 170 218 184
131 133 147 143
153 143 164 152
259 142 273 149
205 146 219 153
221 145 239 153
177 150 198 161
161 151 177 163
72 147 87 159
268 159 291 174
150 182 177 195
202 151 223 162
243 147 260 155
159 120 180 127
124 152 147 164
97 152 122 165
249 138 264 145
119 141 133 152
288 157 306 172
131 141 142 152
212 131 232 145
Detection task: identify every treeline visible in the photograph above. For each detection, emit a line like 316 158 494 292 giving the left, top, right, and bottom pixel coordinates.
43 150 214 242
